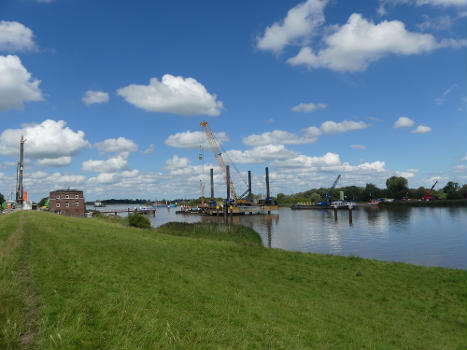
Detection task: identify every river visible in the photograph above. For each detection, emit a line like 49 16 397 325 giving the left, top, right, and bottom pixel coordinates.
90 205 467 269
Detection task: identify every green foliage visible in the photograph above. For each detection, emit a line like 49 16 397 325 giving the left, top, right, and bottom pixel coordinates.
443 181 463 200
38 197 48 207
156 222 262 246
1 211 466 349
128 213 151 229
386 176 409 200
310 192 322 203
0 192 4 206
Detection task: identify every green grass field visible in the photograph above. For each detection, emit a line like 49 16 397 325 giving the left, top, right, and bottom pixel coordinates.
0 211 465 349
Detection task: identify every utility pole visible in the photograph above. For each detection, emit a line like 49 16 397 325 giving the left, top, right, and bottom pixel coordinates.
16 136 26 207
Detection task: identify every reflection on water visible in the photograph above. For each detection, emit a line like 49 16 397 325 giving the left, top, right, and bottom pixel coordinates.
91 204 467 269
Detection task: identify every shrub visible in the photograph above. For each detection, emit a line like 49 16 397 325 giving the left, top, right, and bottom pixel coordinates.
128 213 151 229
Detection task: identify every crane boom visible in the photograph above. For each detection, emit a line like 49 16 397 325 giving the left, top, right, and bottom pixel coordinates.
427 180 438 195
200 121 238 200
325 174 341 203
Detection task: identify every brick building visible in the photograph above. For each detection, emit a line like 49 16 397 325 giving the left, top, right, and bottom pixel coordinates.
49 189 85 217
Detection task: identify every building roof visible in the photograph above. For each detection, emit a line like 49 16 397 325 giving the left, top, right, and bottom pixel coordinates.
50 189 83 193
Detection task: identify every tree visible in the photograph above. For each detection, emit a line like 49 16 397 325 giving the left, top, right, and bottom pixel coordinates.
0 192 4 205
443 182 460 200
38 196 48 207
386 176 408 200
310 192 322 204
363 183 382 201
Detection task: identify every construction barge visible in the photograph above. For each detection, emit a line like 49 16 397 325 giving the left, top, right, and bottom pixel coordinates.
177 204 279 216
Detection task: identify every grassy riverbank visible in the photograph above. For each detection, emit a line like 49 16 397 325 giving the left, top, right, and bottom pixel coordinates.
1 211 465 349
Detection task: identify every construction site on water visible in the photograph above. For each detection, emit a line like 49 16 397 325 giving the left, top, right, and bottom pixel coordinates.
176 121 279 217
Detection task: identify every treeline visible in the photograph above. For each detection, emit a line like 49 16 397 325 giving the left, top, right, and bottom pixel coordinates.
275 177 467 206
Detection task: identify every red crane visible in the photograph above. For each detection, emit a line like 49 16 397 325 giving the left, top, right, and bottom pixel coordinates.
422 181 438 201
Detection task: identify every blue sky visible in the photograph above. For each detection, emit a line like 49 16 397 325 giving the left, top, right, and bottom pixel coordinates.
0 0 466 201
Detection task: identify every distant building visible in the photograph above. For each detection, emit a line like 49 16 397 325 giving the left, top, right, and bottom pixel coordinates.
49 189 85 217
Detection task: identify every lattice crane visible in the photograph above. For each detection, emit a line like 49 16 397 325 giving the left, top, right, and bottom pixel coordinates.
200 121 238 200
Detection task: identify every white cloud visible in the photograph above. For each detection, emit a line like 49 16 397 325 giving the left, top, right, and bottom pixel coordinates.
435 84 457 105
396 170 417 178
82 154 128 173
36 156 72 167
95 137 138 153
319 120 369 134
291 102 327 113
394 116 414 128
454 164 467 171
412 125 432 133
256 0 328 52
417 15 453 32
87 173 116 185
287 14 465 72
350 144 366 149
243 120 368 147
0 55 43 111
165 155 190 169
461 155 467 161
82 90 109 105
142 144 155 154
165 130 229 149
225 144 297 164
0 120 89 159
117 74 223 116
243 130 318 147
379 0 466 10
0 21 36 52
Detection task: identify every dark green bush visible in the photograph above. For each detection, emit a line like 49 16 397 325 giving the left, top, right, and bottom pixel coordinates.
128 213 151 229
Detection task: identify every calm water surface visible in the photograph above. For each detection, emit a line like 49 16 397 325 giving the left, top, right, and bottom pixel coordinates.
92 205 467 269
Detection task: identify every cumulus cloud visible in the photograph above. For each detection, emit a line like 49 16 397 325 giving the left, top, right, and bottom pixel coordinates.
0 120 89 160
394 116 414 128
82 153 129 173
412 125 432 133
225 145 297 164
82 90 109 105
243 130 318 147
287 14 465 72
0 21 36 52
0 55 43 111
291 102 327 113
319 120 369 134
36 156 72 167
165 155 190 169
117 74 223 116
243 120 368 147
95 137 138 153
87 173 116 185
165 130 229 149
256 0 328 52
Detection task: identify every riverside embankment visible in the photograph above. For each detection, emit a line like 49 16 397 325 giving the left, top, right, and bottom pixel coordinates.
1 211 465 349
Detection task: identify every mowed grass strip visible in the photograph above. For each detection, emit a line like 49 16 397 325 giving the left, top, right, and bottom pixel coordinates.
0 211 465 349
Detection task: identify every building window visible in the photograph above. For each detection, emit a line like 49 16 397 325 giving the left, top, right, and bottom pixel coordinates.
56 203 60 207
65 194 69 199
65 202 69 208
56 194 60 199
75 201 79 207
75 194 79 199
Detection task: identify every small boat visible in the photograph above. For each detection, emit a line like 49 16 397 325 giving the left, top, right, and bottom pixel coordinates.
94 200 105 207
330 200 358 209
